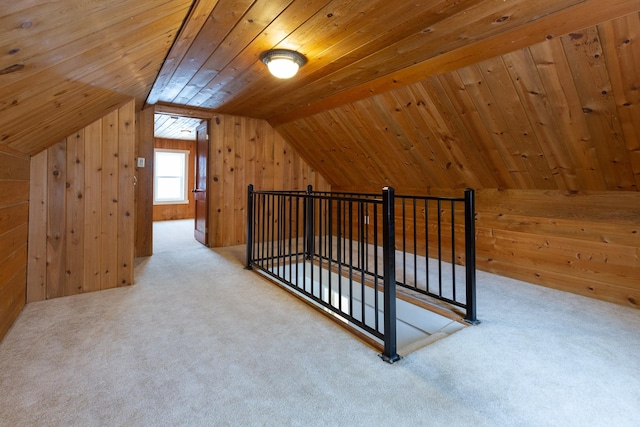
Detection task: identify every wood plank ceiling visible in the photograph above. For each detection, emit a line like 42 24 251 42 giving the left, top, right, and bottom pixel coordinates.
1 0 193 155
276 12 640 192
154 114 200 141
148 0 640 124
2 0 640 173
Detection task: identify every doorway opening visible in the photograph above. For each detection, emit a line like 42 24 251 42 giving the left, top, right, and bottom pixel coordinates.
152 112 210 253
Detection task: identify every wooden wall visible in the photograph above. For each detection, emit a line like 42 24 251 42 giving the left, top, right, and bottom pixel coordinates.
27 100 136 302
475 189 639 309
136 106 330 256
335 185 640 309
136 108 155 257
209 114 330 248
0 146 30 341
153 138 196 221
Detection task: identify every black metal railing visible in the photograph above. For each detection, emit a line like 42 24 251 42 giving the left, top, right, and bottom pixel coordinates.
246 185 477 363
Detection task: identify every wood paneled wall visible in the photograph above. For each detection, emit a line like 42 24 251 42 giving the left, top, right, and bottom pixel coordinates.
136 106 330 256
209 114 330 248
153 138 196 221
336 185 640 309
475 189 639 309
27 100 136 302
136 108 155 257
0 146 30 341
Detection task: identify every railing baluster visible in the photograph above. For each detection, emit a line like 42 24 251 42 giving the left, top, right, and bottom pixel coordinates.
413 198 417 291
373 202 379 333
425 198 429 293
261 193 266 269
402 198 406 289
348 200 354 318
451 199 456 302
437 199 443 297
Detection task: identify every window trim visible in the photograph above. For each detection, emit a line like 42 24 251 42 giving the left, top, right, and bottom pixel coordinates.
153 148 190 205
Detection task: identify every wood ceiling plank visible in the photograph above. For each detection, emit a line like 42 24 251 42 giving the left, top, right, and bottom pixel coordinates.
3 2 184 98
379 88 451 189
200 0 471 111
149 0 255 104
368 91 454 189
154 114 175 133
254 0 587 119
325 106 394 186
501 48 581 190
278 116 353 187
185 0 333 109
146 0 222 105
528 38 609 191
154 116 201 140
8 93 129 155
0 148 29 181
1 0 132 48
268 0 640 126
0 0 187 84
2 15 183 151
479 55 557 189
354 99 443 188
598 13 640 189
456 64 537 189
154 116 181 138
170 0 294 106
5 36 168 153
562 26 637 190
426 74 508 189
300 114 363 187
394 83 489 190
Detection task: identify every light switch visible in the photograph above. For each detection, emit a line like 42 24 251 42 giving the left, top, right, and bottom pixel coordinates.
137 157 145 168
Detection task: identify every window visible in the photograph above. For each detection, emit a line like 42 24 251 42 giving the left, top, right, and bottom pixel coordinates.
154 149 189 204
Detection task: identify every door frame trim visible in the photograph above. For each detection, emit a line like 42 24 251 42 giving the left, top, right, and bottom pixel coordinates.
137 104 218 256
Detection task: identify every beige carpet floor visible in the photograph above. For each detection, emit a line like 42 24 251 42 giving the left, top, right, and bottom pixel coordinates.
1 220 639 426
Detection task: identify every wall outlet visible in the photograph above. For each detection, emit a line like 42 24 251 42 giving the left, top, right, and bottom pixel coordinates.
137 157 145 168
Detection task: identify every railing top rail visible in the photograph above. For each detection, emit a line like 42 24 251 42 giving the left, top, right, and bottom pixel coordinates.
251 189 308 194
396 194 465 202
251 188 469 202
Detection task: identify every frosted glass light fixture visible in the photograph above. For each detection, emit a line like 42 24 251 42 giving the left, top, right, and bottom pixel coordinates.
260 49 307 79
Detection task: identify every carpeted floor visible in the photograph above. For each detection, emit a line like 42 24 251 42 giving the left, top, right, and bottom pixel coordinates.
1 220 639 426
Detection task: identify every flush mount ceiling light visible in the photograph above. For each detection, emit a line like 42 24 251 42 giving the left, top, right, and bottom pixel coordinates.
260 49 307 79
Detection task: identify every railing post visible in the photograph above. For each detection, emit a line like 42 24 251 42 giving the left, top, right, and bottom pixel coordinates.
305 185 314 260
246 184 254 270
381 187 400 363
464 188 480 324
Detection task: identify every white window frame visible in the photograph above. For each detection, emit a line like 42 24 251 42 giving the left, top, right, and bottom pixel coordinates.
154 148 190 205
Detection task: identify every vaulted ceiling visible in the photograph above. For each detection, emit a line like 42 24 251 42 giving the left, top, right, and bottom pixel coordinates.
1 0 639 191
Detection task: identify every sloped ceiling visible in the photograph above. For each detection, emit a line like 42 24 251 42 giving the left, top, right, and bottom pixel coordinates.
276 13 640 192
1 0 639 197
148 0 640 124
0 0 194 155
